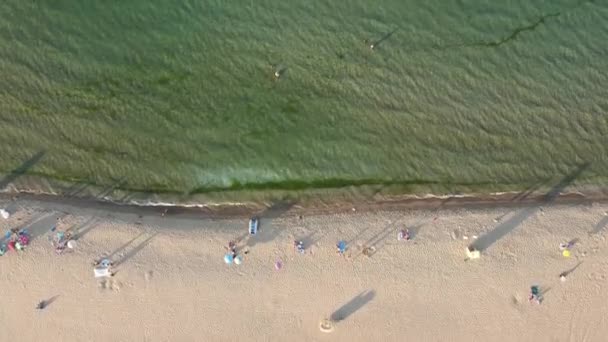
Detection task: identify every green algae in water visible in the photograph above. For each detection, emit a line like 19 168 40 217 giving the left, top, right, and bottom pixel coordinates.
0 0 607 198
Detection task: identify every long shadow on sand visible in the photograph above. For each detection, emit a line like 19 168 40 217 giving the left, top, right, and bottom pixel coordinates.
245 201 295 248
70 217 99 240
331 290 375 322
590 216 608 235
348 198 455 258
18 211 64 241
0 151 46 190
258 201 295 220
96 177 128 199
113 233 158 267
470 163 590 252
560 261 583 278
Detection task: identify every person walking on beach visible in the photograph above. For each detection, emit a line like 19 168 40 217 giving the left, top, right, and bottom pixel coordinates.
336 240 346 256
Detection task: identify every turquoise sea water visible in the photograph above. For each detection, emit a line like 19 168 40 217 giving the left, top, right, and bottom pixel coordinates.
1 1 607 200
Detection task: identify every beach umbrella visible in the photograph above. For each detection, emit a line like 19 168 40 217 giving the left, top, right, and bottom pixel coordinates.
234 255 243 265
224 253 234 264
0 209 9 219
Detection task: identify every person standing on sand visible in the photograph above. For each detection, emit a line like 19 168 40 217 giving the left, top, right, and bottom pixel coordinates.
36 300 47 310
336 241 346 255
398 229 410 241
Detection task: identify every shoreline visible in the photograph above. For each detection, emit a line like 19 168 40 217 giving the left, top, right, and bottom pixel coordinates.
3 186 608 221
2 161 606 219
1 190 607 341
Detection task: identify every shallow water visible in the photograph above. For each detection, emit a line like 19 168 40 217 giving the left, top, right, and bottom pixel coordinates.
1 1 607 199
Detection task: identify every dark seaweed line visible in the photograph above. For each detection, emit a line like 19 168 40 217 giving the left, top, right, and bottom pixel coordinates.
7 170 555 196
190 178 442 194
474 12 561 47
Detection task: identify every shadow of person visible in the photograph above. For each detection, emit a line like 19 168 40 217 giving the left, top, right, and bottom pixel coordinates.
330 290 376 322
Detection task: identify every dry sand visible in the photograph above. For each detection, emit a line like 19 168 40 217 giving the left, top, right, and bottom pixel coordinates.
1 199 608 342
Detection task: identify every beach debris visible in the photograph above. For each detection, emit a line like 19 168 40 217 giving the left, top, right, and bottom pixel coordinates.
0 209 9 219
319 318 334 333
336 240 347 256
275 260 283 270
528 286 543 304
398 229 410 241
466 246 480 260
294 240 305 254
249 217 259 235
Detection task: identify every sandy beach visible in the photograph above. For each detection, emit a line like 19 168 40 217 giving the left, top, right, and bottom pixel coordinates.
1 197 608 342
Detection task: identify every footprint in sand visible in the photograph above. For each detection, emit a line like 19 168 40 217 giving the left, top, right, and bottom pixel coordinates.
98 279 122 292
110 280 122 291
588 272 606 282
362 246 376 257
510 295 526 312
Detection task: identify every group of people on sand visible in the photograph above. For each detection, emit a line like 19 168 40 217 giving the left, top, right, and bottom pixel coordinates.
0 227 31 256
224 219 413 267
48 226 76 254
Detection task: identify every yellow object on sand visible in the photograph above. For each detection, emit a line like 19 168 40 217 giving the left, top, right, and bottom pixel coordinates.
319 319 334 333
562 250 571 257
